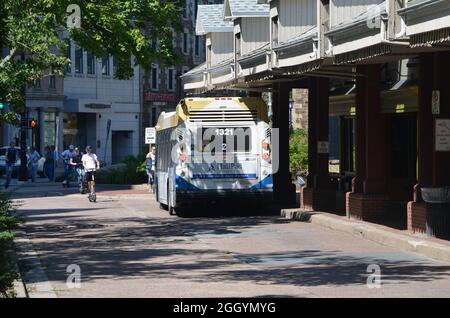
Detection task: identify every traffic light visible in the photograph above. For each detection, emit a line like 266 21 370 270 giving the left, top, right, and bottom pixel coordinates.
28 119 38 128
0 101 6 110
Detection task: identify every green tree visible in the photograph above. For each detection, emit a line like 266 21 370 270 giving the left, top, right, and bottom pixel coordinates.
0 0 183 120
289 129 308 177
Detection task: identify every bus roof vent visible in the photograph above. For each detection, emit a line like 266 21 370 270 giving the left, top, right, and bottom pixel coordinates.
188 109 257 123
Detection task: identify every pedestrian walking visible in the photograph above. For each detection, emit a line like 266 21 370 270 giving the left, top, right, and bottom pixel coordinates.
70 147 87 194
51 145 60 168
82 146 100 202
146 146 156 193
43 146 55 182
61 145 75 187
27 147 41 183
4 141 19 189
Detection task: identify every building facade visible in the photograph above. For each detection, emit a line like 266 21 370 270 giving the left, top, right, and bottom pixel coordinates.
63 42 141 165
142 0 224 141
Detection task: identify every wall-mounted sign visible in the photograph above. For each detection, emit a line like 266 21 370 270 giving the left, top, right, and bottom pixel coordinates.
85 103 111 109
432 90 440 115
145 127 156 145
144 93 177 103
318 141 329 154
435 119 450 152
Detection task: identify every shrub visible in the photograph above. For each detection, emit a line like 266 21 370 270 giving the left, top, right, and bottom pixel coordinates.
0 192 20 297
97 155 147 185
289 129 308 178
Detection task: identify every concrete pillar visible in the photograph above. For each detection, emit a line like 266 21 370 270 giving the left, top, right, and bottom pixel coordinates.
347 65 388 222
272 83 296 206
301 77 335 212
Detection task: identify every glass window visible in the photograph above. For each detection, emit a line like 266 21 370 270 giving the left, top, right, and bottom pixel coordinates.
44 112 57 148
151 107 157 127
75 46 83 74
168 69 174 91
49 75 56 89
102 53 110 75
183 33 188 54
195 36 200 56
65 41 72 73
113 56 119 77
151 67 158 90
87 52 96 74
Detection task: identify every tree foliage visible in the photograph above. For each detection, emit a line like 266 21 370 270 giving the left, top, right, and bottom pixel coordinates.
289 129 308 177
0 0 184 117
0 191 20 297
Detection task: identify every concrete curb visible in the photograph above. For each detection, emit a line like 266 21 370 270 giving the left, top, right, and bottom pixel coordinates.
282 209 450 263
13 230 57 298
11 249 28 298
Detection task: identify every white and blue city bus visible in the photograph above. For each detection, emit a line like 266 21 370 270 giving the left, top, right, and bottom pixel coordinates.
155 97 273 214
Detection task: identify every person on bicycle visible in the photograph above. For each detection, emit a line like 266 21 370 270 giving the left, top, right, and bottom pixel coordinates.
82 145 100 201
70 147 87 194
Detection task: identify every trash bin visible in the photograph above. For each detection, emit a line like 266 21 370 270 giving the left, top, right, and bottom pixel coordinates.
422 187 450 240
426 203 450 240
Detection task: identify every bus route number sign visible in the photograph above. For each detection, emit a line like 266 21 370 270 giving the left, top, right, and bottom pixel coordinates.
145 127 156 145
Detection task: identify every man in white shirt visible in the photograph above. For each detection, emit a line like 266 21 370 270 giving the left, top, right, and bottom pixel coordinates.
82 145 100 199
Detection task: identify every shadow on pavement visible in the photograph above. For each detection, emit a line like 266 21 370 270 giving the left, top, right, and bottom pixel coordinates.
16 202 450 292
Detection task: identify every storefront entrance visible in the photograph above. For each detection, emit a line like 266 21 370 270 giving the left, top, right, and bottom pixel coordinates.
385 113 418 229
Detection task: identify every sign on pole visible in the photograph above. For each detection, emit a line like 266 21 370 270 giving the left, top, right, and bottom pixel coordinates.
435 119 450 152
432 90 440 115
145 127 156 145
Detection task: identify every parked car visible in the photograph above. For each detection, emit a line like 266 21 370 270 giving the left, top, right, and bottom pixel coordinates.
0 146 21 177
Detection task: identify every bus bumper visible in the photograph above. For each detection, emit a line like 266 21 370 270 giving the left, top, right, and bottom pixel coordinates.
176 189 273 203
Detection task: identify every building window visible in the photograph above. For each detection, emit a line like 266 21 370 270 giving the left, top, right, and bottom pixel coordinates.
183 33 189 54
151 107 157 127
183 1 188 19
102 53 110 76
49 75 56 89
87 52 96 75
168 68 174 91
65 41 72 74
34 79 41 89
44 112 57 149
113 56 119 77
151 67 158 90
195 36 200 56
75 46 83 74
